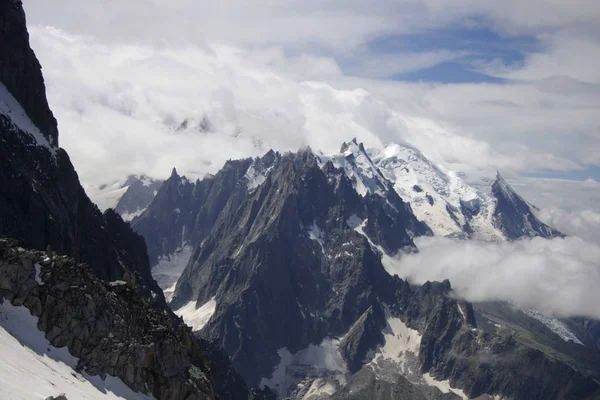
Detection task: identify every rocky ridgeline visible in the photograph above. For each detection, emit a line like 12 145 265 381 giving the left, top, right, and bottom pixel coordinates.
0 238 215 400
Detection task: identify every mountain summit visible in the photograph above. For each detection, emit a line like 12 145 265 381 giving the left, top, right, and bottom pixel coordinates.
130 143 594 400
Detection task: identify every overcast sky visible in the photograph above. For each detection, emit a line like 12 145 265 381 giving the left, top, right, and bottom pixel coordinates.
20 0 600 317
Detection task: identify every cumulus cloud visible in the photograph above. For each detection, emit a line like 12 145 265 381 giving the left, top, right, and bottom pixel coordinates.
27 25 591 193
392 236 600 319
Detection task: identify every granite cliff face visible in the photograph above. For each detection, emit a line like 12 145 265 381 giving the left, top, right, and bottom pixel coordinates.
491 172 564 240
0 0 162 303
0 0 58 145
137 148 597 400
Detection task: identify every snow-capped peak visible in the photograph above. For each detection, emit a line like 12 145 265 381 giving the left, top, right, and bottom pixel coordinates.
318 138 388 197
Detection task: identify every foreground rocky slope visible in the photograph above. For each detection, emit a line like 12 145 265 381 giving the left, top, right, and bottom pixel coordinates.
0 239 277 400
0 239 215 399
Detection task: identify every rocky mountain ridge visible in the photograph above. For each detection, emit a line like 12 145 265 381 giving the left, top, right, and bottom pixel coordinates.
132 146 596 399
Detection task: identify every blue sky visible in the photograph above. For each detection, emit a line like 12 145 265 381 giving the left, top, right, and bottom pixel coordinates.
366 26 538 83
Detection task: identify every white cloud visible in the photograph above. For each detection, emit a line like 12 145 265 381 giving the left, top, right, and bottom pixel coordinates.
22 0 600 50
28 25 593 192
4 28 499 186
393 236 600 319
482 34 600 84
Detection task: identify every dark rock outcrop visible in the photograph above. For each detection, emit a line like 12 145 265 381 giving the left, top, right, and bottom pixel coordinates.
0 239 215 400
132 150 283 268
491 172 563 240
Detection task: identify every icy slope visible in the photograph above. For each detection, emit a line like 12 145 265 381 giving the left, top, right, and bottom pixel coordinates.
317 140 503 240
317 140 561 242
370 143 503 240
0 301 152 400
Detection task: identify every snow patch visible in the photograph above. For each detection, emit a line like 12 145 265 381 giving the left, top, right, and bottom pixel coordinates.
34 263 44 286
352 217 400 276
307 221 325 253
318 141 386 198
301 378 337 400
120 208 146 222
457 304 467 322
368 310 421 375
245 161 274 191
423 373 468 400
0 301 153 400
173 297 217 332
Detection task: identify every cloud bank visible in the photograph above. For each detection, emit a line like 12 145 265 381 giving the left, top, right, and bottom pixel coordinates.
28 26 592 192
391 236 600 319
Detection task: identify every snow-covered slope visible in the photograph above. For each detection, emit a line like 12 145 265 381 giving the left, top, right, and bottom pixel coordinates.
317 139 558 242
318 139 388 197
0 301 153 400
0 82 55 152
370 143 503 240
86 174 162 218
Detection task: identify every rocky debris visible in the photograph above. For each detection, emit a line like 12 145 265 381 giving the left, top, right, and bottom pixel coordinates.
0 0 58 145
0 238 215 400
45 395 68 400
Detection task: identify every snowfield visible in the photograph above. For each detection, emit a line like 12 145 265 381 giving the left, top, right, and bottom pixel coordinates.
0 301 153 400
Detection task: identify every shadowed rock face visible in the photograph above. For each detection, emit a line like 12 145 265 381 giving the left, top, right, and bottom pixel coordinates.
152 150 599 399
0 0 162 303
491 172 563 240
0 0 58 145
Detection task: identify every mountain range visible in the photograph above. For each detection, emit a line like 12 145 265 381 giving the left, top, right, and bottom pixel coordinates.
129 138 599 399
1 1 598 399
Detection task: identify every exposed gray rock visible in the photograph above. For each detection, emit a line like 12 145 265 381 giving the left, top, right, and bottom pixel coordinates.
0 238 215 400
